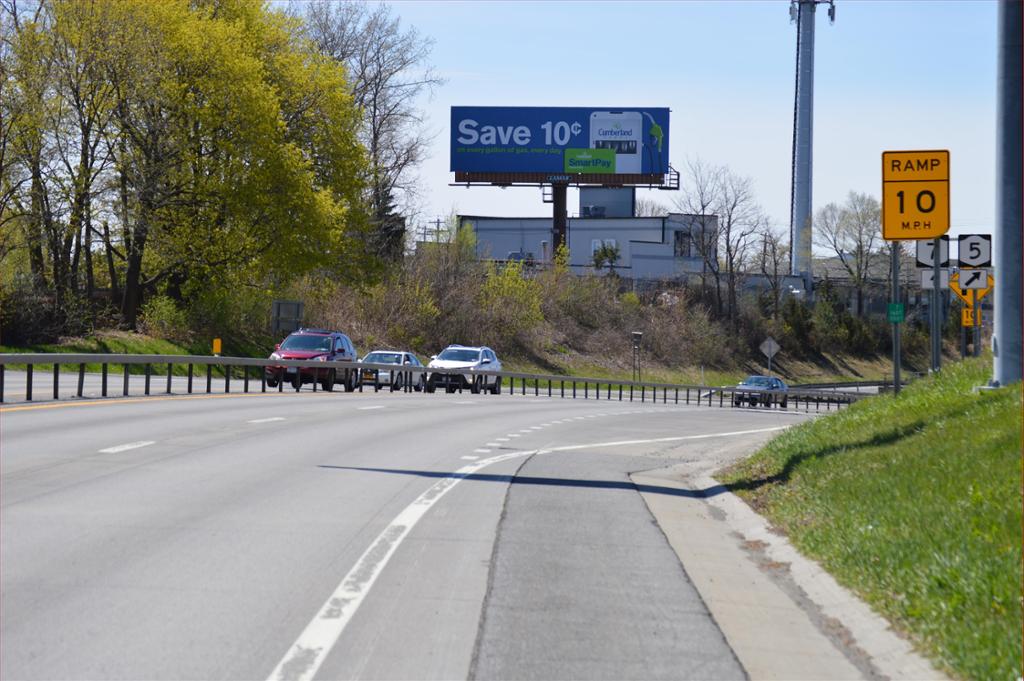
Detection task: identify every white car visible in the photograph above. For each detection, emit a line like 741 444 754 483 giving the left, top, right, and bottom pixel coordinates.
359 350 425 391
425 345 502 394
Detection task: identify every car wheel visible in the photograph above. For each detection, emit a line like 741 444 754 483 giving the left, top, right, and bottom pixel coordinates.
415 376 424 392
342 369 356 392
750 397 758 407
780 398 788 409
469 377 481 394
320 369 335 392
424 382 435 393
267 376 279 388
490 377 501 395
733 398 741 407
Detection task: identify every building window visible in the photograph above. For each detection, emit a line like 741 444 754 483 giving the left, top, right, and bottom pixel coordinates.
674 230 692 258
591 238 617 254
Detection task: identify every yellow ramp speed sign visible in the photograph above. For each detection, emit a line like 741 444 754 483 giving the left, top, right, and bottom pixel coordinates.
882 150 950 240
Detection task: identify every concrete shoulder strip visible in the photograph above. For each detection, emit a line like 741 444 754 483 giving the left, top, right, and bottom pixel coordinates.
632 466 945 680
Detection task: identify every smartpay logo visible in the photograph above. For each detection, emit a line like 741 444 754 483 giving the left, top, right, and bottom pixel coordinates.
567 155 612 170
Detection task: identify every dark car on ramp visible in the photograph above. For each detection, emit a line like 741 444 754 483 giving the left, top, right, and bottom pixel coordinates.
733 375 788 408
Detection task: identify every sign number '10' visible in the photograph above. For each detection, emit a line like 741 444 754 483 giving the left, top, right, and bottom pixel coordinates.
895 190 935 214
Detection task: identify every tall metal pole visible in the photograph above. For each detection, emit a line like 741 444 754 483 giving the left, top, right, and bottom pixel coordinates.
789 0 820 293
552 183 568 253
891 246 901 395
993 0 1022 385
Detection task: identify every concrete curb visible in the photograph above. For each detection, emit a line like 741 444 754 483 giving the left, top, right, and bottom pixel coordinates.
692 472 946 680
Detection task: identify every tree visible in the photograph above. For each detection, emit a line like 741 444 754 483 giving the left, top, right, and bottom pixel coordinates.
813 191 882 316
592 241 620 276
673 158 722 312
634 196 669 217
716 170 761 328
753 223 789 320
302 1 443 260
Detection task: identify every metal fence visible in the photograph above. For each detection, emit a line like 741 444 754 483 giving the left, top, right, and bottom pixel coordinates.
0 353 864 413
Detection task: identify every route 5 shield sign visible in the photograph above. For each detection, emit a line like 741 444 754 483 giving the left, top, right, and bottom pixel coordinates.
958 234 991 268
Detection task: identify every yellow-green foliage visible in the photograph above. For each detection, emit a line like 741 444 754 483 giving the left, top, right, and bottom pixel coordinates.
479 260 543 340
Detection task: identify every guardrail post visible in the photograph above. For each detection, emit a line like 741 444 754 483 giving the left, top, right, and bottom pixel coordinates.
187 364 193 393
548 379 552 397
225 365 231 394
534 379 538 397
607 384 612 400
123 365 129 396
206 365 212 393
145 363 151 395
674 388 678 404
560 380 564 398
374 369 379 392
53 363 60 400
26 364 32 401
685 388 689 404
719 390 723 408
101 363 107 396
0 364 4 402
641 385 645 403
584 382 588 399
618 384 622 401
629 385 633 401
78 363 85 397
261 368 266 393
572 381 576 399
244 367 249 393
166 363 173 394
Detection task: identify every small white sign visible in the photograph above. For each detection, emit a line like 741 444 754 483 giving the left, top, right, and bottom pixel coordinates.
958 268 989 290
920 269 950 290
915 237 949 268
759 336 781 359
958 234 991 268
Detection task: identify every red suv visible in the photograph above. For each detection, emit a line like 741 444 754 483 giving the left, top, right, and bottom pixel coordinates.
265 329 358 391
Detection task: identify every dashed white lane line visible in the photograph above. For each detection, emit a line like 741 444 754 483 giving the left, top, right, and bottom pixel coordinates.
248 417 286 424
485 442 502 447
357 406 385 411
460 455 479 460
98 441 155 454
267 449 534 681
507 433 521 438
454 401 476 405
495 438 510 442
474 448 492 454
529 426 542 430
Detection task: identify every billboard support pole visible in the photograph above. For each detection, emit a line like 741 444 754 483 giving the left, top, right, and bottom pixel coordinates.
552 183 568 253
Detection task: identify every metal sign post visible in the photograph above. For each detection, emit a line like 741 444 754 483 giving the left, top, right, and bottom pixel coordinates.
932 236 941 371
891 247 901 395
973 289 981 357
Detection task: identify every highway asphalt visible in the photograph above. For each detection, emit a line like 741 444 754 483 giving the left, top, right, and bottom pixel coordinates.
2 388 815 680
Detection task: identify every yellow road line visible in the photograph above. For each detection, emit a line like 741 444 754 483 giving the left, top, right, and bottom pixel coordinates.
0 390 317 413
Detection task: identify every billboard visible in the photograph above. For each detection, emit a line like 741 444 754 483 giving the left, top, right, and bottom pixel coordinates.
451 106 670 176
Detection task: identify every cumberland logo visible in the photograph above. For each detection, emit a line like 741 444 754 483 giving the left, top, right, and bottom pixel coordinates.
596 126 634 137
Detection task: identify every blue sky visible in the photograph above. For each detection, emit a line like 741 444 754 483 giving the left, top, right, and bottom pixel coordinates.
378 0 998 244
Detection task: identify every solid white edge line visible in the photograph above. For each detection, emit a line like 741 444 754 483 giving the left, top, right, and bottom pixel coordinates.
98 440 155 450
248 417 286 424
267 450 535 681
546 426 789 452
356 406 385 411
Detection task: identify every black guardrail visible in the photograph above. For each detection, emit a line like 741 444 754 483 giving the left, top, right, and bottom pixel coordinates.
0 353 863 413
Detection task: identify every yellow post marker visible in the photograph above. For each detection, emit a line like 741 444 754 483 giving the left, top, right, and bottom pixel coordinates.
212 338 222 356
961 308 978 327
881 150 950 240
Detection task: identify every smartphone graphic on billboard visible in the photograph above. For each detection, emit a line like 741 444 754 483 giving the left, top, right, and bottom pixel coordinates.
589 111 642 173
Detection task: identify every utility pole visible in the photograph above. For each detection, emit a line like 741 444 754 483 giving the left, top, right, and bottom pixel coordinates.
788 0 835 296
993 0 1022 386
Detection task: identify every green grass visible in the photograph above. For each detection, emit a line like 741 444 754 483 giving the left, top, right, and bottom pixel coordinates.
718 357 1022 680
0 331 257 376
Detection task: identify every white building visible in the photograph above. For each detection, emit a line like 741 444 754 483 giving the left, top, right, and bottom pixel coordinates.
457 189 717 279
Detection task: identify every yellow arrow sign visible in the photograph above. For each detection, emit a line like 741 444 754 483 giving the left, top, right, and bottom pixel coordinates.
949 271 994 307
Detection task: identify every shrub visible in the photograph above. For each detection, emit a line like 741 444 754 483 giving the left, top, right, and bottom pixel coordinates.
139 295 193 344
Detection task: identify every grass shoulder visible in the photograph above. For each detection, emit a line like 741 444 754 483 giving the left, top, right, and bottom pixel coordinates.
717 357 1022 680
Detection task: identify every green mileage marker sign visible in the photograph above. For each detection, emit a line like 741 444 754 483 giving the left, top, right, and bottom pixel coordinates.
888 303 905 324
564 148 615 173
